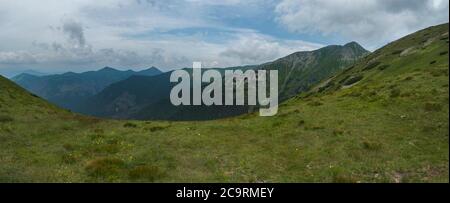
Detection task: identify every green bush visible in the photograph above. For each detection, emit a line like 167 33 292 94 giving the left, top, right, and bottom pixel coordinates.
378 64 390 70
338 75 351 84
362 61 381 71
362 140 382 151
308 100 323 106
124 122 138 128
343 75 364 86
149 126 166 132
392 50 403 55
298 120 305 126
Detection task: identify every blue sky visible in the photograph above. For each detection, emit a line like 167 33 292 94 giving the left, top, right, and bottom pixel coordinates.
0 0 448 75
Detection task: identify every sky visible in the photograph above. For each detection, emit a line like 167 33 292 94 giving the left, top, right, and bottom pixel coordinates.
0 0 448 75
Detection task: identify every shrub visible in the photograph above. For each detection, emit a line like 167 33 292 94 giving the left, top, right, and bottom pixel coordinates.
124 122 137 128
0 115 13 123
338 75 351 84
298 120 305 126
362 140 382 151
378 64 390 70
343 75 364 86
333 129 344 136
318 82 335 93
29 93 40 98
430 60 437 65
85 157 125 177
439 51 448 56
308 100 323 106
392 50 403 55
128 165 162 181
149 126 165 132
362 61 381 71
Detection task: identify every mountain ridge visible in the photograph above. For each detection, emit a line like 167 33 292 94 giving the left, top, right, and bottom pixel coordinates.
80 41 369 120
12 66 163 110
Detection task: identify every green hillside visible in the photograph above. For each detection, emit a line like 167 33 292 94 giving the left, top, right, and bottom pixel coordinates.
0 24 448 183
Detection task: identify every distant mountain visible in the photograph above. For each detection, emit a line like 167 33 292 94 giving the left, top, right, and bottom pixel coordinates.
0 68 52 78
12 67 163 110
80 42 369 120
257 41 369 101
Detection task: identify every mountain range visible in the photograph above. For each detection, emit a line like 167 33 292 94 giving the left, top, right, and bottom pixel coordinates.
12 67 162 110
21 41 367 120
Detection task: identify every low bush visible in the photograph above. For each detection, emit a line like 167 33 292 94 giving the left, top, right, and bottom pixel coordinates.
362 140 382 151
124 122 138 128
378 64 390 70
308 100 323 106
392 50 403 55
362 61 381 71
148 126 166 132
343 75 364 86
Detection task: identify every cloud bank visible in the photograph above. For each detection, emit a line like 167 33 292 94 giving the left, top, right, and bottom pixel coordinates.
0 0 448 74
275 0 449 49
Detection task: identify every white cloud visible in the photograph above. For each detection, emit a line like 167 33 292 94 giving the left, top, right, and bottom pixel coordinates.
275 0 449 49
2 0 445 73
0 0 321 72
220 33 321 65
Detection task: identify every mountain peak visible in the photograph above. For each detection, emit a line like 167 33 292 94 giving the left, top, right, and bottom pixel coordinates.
99 67 118 72
344 41 366 51
138 67 162 75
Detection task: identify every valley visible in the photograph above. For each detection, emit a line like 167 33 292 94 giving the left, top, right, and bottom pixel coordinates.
0 23 448 183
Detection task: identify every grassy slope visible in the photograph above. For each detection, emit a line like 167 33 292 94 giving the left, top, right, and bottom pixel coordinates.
0 24 448 183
